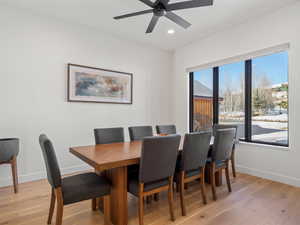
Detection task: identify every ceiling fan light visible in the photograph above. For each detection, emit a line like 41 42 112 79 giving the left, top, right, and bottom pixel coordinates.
167 29 175 34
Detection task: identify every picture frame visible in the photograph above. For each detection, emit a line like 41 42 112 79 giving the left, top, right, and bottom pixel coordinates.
68 64 133 104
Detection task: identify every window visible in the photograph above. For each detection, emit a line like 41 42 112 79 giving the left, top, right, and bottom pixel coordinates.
219 62 245 138
189 50 289 147
191 69 213 131
251 52 288 145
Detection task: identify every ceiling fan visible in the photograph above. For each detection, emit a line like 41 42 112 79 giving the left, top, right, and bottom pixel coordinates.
114 0 213 34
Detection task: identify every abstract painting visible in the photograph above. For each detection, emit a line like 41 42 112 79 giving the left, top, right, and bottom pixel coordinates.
68 64 132 104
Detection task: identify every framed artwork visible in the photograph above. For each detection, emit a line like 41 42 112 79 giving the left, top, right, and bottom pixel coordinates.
68 64 133 104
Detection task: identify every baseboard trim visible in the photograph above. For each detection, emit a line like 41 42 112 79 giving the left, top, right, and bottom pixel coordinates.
0 164 91 188
237 165 300 187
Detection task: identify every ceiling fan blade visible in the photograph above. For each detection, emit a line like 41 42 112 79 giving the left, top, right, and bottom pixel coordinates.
114 9 154 20
165 12 191 29
166 0 213 11
159 0 170 6
146 15 159 33
138 0 155 8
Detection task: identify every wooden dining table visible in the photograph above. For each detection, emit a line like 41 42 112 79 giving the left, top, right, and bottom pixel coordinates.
70 139 221 225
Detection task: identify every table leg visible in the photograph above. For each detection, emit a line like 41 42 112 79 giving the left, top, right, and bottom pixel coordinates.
105 166 128 225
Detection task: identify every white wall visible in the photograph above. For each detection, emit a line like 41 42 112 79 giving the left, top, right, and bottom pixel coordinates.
172 2 300 187
2 2 300 189
0 6 172 187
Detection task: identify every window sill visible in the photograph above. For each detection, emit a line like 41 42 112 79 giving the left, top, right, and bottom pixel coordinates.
238 140 290 152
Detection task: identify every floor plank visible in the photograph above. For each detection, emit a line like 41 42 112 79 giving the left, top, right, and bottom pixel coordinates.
0 173 299 225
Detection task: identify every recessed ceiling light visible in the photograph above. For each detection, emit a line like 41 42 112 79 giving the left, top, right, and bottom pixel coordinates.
167 29 175 34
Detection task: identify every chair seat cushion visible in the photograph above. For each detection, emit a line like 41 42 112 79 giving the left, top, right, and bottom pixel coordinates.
62 173 111 205
185 168 201 178
128 173 169 196
174 168 201 183
206 158 226 168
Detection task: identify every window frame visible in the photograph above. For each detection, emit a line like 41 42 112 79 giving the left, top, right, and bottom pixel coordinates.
189 53 289 148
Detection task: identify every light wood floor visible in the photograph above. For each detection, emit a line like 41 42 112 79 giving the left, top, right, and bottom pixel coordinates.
1 173 300 225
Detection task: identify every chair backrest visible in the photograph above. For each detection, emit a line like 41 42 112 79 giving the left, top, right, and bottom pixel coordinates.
94 127 124 144
211 128 236 162
0 138 19 163
39 134 62 188
156 125 176 135
139 135 181 184
213 124 238 142
181 131 212 172
128 126 153 141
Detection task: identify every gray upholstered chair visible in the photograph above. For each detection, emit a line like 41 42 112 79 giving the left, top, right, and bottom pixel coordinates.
128 125 158 202
0 138 19 193
176 131 212 216
39 134 111 225
208 128 236 201
128 135 181 225
128 126 153 141
213 124 238 177
156 125 177 135
94 127 124 144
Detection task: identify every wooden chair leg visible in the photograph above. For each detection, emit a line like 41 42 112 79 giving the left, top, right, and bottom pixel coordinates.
172 182 176 193
176 180 180 193
103 195 111 225
138 184 144 225
96 197 104 211
179 172 186 216
231 152 236 178
11 156 18 193
48 188 56 224
92 198 97 211
55 204 63 225
168 177 175 221
210 163 217 201
55 188 64 225
138 196 144 225
200 168 207 204
225 161 232 193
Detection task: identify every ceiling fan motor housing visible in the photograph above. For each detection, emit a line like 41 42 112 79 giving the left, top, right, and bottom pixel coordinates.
154 8 166 17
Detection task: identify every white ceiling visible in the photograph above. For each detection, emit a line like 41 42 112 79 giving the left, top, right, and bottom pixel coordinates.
1 0 299 51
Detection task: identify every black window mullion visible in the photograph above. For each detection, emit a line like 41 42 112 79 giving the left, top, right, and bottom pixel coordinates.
189 72 194 132
213 67 219 125
245 60 252 141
